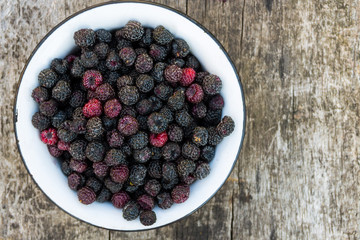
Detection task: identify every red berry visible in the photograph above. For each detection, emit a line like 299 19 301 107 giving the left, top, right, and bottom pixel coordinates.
185 84 204 103
93 162 109 178
171 184 190 204
57 141 70 151
150 131 168 147
110 165 129 183
137 194 155 210
112 191 130 208
104 99 122 118
47 145 63 157
83 98 102 118
83 70 103 90
78 186 96 205
180 68 196 86
117 115 139 136
40 128 58 145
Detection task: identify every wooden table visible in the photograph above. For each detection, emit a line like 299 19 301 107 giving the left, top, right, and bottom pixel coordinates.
1 0 359 239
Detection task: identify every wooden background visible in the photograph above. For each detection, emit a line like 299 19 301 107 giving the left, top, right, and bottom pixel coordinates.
1 0 359 239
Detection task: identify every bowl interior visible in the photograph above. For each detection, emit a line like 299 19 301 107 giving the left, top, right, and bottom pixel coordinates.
15 2 245 231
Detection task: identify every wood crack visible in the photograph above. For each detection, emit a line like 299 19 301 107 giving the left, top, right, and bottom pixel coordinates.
240 0 246 53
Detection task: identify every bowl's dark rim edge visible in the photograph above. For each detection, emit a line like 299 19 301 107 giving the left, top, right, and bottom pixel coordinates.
13 0 247 232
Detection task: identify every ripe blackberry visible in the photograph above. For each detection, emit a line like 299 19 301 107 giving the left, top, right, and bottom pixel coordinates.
95 83 115 101
149 44 167 61
202 74 222 95
195 71 209 84
137 194 155 210
195 162 210 180
102 115 117 131
153 25 174 45
157 192 173 209
129 164 147 186
147 112 168 134
123 201 140 221
69 140 87 160
148 160 162 179
69 158 88 173
192 102 207 119
137 115 148 131
39 99 58 117
135 53 153 73
207 127 223 146
122 20 144 41
151 62 167 83
171 184 190 204
104 99 122 118
118 115 139 136
96 188 112 203
169 58 185 68
95 29 112 43
78 186 96 205
47 145 63 157
32 112 50 131
150 132 168 148
162 162 178 182
40 128 58 145
120 106 137 118
31 86 49 104
203 109 222 126
94 42 109 60
167 88 185 111
112 191 130 208
70 118 86 134
186 84 204 103
86 177 102 193
133 147 152 163
182 142 200 161
177 159 196 177
118 85 139 105
167 124 183 142
154 83 173 101
180 68 196 86
150 147 162 160
104 178 123 193
52 80 71 102
80 51 98 68
50 58 68 75
58 121 77 143
117 75 133 88
110 165 129 183
140 210 156 226
128 131 148 150
201 145 215 162
93 161 109 178
61 160 72 176
106 50 121 71
161 177 179 190
119 47 136 66
216 116 235 137
70 58 85 78
136 99 152 115
162 142 181 161
69 90 86 108
85 117 104 140
83 70 103 90
144 180 161 197
185 55 200 70
208 94 224 110
192 127 208 146
104 149 126 166
149 96 163 112
172 38 190 58
181 174 197 185
68 172 84 190
74 29 96 48
107 129 124 148
160 106 174 123
139 28 153 47
83 98 102 118
136 74 154 93
175 109 192 127
38 68 58 88
164 64 182 83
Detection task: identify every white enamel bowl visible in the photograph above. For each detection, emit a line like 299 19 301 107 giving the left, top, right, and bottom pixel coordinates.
14 1 246 231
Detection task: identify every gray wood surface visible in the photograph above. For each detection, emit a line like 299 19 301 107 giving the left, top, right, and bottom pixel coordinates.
1 0 359 239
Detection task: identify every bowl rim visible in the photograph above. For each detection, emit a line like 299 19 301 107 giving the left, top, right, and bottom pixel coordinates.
13 0 246 232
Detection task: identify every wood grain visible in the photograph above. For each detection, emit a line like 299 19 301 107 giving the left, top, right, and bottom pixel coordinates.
1 0 360 239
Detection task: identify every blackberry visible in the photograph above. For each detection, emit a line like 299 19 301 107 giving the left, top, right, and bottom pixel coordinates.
104 178 123 194
164 64 182 83
61 161 72 177
202 74 222 95
69 158 88 173
208 94 224 110
52 80 71 102
207 127 223 146
69 90 86 108
203 109 222 126
150 147 162 160
104 149 126 166
177 159 196 177
157 192 173 209
102 116 117 131
162 162 178 182
133 147 152 163
78 186 96 205
83 69 103 90
74 29 96 48
181 174 197 185
216 116 235 137
117 38 132 50
38 68 58 88
186 84 204 103
148 160 162 179
201 145 215 162
95 83 115 101
47 145 63 157
96 29 112 43
136 74 154 93
69 140 87 160
117 75 133 88
169 58 185 68
94 42 109 59
128 131 148 150
85 117 104 140
123 201 140 221
39 99 58 117
112 191 130 208
149 44 167 61
70 118 87 134
168 124 183 142
118 85 139 105
135 53 153 73
160 106 174 123
58 121 77 142
136 99 152 115
161 177 179 190
151 62 167 83
172 38 190 58
144 180 161 197
140 210 156 226
118 115 139 136
105 71 120 86
86 177 102 193
107 129 124 148
80 51 99 68
104 99 122 118
68 172 84 190
129 164 147 186
70 58 85 78
186 55 200 70
139 28 153 47
122 20 144 41
119 47 136 66
175 109 192 127
167 88 185 111
106 50 121 71
110 165 129 183
149 96 163 112
50 58 68 75
147 112 168 134
32 86 49 103
171 184 190 204
195 162 210 180
154 83 173 101
192 127 208 146
57 141 70 151
124 182 139 193
93 161 109 178
96 188 112 202
153 25 174 45
182 142 200 161
85 141 105 162
32 112 50 131
137 194 155 210
162 142 181 161
195 71 209 84
137 115 148 131
192 102 207 119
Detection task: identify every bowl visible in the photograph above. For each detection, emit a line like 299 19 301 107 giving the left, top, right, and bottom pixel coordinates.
14 1 246 231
